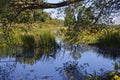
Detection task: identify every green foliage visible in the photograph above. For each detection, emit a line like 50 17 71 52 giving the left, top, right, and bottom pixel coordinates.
75 7 94 30
64 7 76 27
63 26 120 48
63 28 99 44
0 0 18 23
64 2 95 31
114 62 119 71
14 10 49 23
33 10 49 22
38 32 59 50
15 10 34 23
108 62 120 80
0 0 50 24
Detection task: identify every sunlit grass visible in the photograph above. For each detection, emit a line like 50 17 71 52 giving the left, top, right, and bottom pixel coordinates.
38 32 59 49
63 26 120 48
0 25 64 48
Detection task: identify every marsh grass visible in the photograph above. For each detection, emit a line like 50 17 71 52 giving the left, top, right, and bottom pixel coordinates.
20 31 60 52
21 34 35 50
38 32 60 50
12 32 60 63
0 25 63 48
63 27 120 48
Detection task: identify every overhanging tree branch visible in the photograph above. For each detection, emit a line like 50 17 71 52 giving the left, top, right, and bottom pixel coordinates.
8 0 83 25
10 0 83 10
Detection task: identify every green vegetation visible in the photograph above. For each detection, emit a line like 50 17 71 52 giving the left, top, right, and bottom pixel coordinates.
0 0 119 49
14 32 60 64
63 26 120 48
0 0 120 80
0 26 63 48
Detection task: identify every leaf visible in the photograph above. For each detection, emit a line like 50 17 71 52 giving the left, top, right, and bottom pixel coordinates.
114 62 119 71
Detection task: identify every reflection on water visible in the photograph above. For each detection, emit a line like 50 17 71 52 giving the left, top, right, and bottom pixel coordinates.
0 36 120 80
0 62 16 80
56 61 84 80
97 48 120 60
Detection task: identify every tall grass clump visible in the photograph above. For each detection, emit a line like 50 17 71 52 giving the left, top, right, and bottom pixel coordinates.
96 31 120 48
21 34 35 50
38 32 59 50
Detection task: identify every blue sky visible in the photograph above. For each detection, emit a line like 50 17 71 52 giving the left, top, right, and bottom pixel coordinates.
44 0 64 20
45 0 62 3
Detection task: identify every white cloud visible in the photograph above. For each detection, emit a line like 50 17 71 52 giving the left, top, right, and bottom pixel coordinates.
113 16 120 25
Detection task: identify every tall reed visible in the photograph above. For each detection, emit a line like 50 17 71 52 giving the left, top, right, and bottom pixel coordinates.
21 34 35 50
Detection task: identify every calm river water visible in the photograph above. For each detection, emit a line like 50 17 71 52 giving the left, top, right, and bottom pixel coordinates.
0 37 120 80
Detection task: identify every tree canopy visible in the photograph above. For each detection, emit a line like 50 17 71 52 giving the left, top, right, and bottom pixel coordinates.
10 0 83 9
0 0 119 26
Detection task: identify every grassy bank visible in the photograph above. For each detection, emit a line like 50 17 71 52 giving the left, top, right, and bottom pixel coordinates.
0 23 65 48
63 26 120 48
0 23 120 48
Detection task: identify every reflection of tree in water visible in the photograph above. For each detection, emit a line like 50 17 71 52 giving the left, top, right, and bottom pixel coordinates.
0 63 16 80
65 44 96 60
55 61 89 80
56 61 113 80
13 43 60 65
97 48 120 60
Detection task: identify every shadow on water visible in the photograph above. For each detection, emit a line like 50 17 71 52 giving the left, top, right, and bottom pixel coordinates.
97 48 120 60
55 61 84 80
0 63 17 80
55 61 112 80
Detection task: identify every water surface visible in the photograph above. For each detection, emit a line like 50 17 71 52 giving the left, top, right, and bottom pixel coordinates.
0 37 119 80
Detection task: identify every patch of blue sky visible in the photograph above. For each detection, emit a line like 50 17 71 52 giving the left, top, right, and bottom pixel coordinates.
44 0 65 20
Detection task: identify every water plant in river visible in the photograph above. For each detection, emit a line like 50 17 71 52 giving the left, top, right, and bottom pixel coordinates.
97 48 120 60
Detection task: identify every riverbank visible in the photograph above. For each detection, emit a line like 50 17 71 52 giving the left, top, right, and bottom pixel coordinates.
63 26 120 48
0 23 120 49
0 23 66 48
